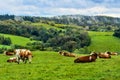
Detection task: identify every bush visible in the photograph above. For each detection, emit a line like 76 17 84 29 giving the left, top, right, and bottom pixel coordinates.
113 28 120 38
0 35 12 45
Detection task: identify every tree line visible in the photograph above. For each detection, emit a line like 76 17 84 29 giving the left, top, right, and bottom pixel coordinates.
0 20 91 52
1 14 120 32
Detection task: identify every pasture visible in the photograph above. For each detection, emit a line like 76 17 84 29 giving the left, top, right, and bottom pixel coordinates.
0 51 120 80
0 33 35 48
88 31 120 53
31 22 62 30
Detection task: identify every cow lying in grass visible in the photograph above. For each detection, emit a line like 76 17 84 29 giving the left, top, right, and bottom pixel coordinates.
7 57 17 63
59 51 76 57
4 51 14 56
74 52 98 63
98 51 111 59
14 49 33 64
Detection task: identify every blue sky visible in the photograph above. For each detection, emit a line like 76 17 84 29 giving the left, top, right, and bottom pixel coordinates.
0 0 120 17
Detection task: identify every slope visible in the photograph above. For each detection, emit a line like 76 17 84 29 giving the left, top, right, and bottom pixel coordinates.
88 31 120 52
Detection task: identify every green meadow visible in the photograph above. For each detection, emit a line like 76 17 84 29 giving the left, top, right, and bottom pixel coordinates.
0 31 120 80
31 22 62 30
0 33 35 48
88 31 120 53
0 51 120 80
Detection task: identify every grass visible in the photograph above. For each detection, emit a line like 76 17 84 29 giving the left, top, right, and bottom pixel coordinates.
31 22 62 30
0 33 35 47
0 31 120 79
0 51 120 80
31 22 83 31
88 31 120 53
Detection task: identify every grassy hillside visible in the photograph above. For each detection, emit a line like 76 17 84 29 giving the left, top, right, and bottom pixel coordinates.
31 22 83 30
31 22 62 30
0 51 120 80
0 33 34 48
88 31 120 53
1 31 120 53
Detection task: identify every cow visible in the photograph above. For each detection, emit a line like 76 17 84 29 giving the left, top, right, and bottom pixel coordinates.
7 57 17 63
4 51 14 56
59 51 76 57
98 51 111 58
14 49 33 64
74 52 98 63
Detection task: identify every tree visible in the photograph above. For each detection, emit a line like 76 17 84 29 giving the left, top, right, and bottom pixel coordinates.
113 28 120 38
61 41 77 52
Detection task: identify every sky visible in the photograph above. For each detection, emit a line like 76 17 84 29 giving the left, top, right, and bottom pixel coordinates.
0 0 120 17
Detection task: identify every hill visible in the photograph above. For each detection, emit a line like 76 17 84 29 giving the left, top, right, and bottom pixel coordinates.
88 31 120 53
0 33 34 48
48 15 120 31
1 14 120 31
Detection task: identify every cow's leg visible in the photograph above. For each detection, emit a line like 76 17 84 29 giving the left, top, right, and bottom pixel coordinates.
22 57 25 62
24 58 27 64
17 57 20 64
28 56 32 64
16 56 19 64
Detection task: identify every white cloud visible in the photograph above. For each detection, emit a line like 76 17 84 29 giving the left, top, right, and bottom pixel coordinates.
0 0 120 17
42 6 108 16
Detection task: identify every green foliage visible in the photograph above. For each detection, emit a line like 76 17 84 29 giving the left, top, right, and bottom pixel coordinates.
47 29 91 52
26 41 45 51
0 51 120 80
0 20 91 52
113 28 120 38
0 14 14 20
1 14 120 32
0 35 11 45
0 47 7 53
74 46 91 54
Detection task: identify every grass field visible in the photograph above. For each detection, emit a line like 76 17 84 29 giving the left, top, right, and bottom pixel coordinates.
0 33 35 48
0 31 120 80
0 51 120 80
31 22 62 30
88 31 120 53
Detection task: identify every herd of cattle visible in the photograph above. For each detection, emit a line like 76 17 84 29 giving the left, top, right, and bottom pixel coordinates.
4 49 118 64
58 51 118 63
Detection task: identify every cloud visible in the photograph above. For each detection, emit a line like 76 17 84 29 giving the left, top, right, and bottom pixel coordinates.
0 0 120 17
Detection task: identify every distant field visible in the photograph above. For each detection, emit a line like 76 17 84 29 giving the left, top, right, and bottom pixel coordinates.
88 31 120 53
0 51 120 80
31 22 82 30
31 22 62 30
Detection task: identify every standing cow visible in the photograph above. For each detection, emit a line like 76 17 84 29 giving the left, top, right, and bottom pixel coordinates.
14 49 33 64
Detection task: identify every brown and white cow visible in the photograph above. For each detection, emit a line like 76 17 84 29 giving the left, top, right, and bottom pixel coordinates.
14 49 33 64
98 51 111 59
59 51 76 57
7 57 17 63
74 52 98 63
4 51 14 56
